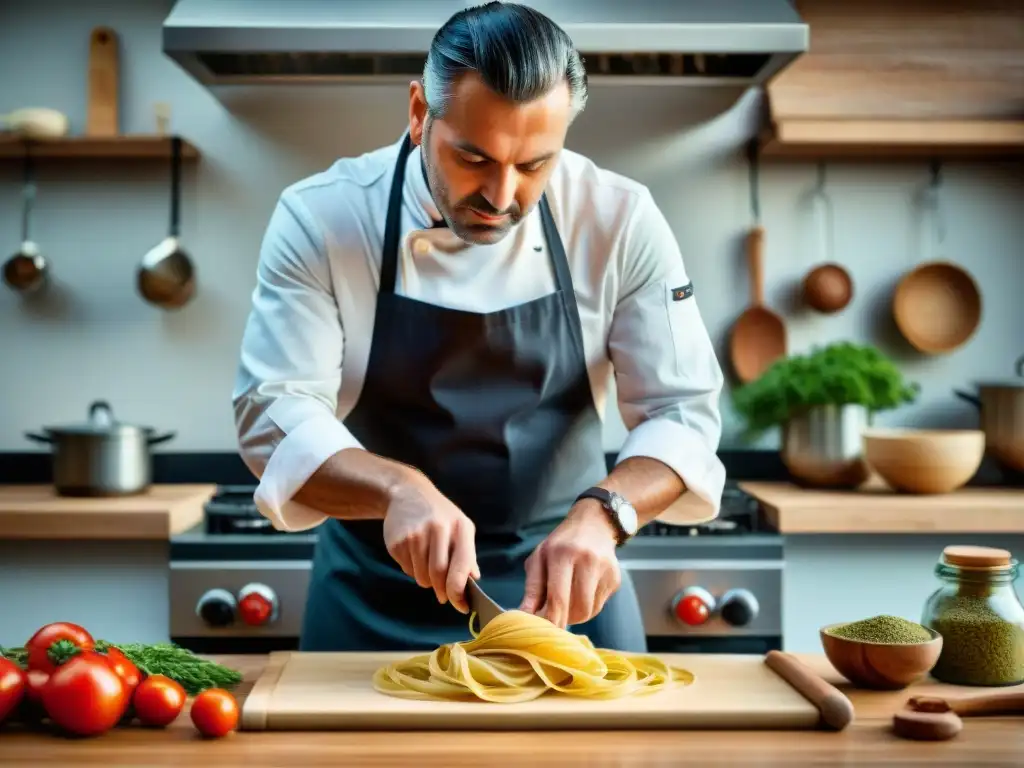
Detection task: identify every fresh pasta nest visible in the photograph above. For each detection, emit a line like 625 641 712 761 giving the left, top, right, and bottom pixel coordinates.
372 609 695 703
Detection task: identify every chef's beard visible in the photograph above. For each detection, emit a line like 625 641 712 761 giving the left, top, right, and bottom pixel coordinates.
420 122 527 245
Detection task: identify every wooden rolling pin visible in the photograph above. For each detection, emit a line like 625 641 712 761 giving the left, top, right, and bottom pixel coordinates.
893 691 1024 741
765 650 855 731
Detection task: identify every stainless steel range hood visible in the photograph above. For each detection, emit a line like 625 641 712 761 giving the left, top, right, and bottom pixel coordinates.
162 0 808 87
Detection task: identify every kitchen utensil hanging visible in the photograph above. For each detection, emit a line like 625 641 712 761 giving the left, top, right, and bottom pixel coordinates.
3 145 48 294
801 163 852 314
137 136 196 309
893 161 982 354
729 140 787 384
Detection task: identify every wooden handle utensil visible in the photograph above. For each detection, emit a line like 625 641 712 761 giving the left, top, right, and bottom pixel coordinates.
765 650 855 731
87 27 119 137
908 691 1024 716
893 690 1024 741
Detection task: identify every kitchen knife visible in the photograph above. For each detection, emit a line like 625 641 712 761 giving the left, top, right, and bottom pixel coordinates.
465 578 505 628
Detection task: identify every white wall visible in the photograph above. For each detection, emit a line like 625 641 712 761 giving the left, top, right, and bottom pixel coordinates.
2 0 1023 456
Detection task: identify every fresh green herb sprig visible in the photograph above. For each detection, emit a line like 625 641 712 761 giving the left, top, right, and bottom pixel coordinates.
0 640 242 696
732 341 919 437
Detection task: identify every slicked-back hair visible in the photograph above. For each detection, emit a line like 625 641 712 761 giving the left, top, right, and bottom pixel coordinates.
423 2 588 121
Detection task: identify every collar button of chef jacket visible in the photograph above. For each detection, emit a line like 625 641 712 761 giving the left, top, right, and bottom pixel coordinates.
412 237 432 257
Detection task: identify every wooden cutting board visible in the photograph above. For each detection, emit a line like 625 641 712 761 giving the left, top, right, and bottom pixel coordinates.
241 652 821 731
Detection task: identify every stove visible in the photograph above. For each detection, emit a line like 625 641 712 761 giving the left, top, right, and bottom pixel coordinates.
169 483 783 654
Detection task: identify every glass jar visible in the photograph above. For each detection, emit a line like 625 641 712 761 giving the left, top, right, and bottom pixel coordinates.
921 545 1024 686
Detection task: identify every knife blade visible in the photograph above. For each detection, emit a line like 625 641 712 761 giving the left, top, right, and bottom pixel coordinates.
465 577 505 628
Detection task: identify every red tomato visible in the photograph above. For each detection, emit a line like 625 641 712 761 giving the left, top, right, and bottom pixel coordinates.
103 647 142 693
132 674 186 728
190 688 239 738
24 668 49 704
25 622 95 674
0 657 27 724
17 668 50 722
40 652 127 736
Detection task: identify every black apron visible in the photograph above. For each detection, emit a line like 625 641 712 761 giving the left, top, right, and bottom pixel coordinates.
299 134 646 653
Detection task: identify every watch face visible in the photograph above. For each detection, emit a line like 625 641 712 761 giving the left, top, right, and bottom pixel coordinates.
610 494 638 536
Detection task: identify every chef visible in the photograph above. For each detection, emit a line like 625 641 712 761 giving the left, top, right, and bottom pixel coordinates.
233 1 725 654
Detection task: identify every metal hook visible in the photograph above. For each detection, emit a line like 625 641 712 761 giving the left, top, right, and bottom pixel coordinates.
927 159 946 246
815 161 827 192
746 139 761 225
21 143 36 244
811 162 834 263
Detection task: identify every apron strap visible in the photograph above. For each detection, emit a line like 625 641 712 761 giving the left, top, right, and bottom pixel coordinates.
539 194 586 365
380 132 413 296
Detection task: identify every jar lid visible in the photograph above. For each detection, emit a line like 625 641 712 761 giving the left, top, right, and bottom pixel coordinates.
942 545 1012 569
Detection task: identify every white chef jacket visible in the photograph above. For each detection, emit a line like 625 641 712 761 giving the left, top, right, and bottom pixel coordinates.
233 134 726 533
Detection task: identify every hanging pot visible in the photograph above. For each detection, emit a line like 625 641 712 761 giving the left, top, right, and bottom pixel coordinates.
25 400 176 497
3 149 48 294
953 354 1024 474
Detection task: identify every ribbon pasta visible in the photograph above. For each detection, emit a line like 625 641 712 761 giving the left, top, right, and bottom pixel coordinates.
372 609 694 703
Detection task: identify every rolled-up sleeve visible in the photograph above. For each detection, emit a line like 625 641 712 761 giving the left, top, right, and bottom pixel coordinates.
608 190 726 523
232 189 362 531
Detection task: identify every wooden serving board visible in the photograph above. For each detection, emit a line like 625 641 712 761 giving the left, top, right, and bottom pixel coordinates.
241 652 821 731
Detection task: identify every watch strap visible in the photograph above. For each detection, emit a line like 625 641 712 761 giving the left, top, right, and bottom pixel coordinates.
575 486 613 507
575 486 628 546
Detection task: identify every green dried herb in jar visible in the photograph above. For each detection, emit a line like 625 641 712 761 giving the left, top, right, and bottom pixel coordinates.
921 545 1024 687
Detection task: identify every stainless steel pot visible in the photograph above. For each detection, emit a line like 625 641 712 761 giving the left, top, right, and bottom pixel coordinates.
25 400 175 497
954 355 1024 473
782 404 871 488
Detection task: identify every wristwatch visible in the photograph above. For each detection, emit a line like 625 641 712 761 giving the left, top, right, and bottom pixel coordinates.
574 487 639 547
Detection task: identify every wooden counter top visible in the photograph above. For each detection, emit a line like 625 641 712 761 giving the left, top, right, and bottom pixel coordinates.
739 481 1024 534
0 484 216 540
1 653 1021 766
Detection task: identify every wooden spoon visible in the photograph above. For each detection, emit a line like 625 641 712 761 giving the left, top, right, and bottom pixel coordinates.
729 226 787 383
893 690 1024 741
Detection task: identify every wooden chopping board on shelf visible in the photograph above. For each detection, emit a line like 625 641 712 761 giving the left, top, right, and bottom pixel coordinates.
241 652 821 731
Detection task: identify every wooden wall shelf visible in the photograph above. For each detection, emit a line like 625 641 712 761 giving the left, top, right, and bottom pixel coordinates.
760 120 1024 160
760 0 1024 160
0 135 200 161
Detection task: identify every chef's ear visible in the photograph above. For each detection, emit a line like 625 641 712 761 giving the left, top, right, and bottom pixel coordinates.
409 81 428 146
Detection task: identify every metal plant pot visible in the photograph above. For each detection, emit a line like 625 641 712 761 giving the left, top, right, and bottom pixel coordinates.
782 404 871 488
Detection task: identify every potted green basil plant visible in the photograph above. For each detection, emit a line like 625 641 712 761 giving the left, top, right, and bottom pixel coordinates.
732 342 920 488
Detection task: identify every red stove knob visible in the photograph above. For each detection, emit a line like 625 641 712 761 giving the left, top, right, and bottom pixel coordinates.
672 586 716 626
238 583 279 627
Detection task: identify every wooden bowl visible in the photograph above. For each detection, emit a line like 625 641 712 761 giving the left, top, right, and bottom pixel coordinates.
862 428 985 494
893 261 982 354
820 623 943 690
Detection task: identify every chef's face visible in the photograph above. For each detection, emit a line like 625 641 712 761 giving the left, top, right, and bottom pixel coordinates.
409 73 572 245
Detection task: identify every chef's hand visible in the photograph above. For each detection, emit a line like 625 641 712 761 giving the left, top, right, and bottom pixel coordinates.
383 471 480 613
519 501 620 628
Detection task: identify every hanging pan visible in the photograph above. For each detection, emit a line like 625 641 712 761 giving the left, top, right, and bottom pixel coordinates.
893 161 981 354
137 137 196 309
801 162 852 314
3 147 48 294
